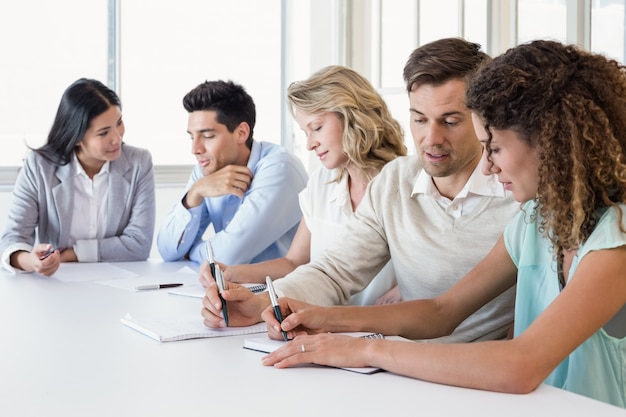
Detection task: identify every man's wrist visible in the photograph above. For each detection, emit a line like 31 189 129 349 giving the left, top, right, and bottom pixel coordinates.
183 188 203 209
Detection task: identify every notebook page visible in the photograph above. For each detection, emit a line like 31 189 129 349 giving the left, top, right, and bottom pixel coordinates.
121 313 267 342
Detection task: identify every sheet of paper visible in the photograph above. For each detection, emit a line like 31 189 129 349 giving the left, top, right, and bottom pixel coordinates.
52 262 139 283
97 266 199 292
168 283 206 298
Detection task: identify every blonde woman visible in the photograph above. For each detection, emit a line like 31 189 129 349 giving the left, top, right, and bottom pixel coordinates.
200 65 407 305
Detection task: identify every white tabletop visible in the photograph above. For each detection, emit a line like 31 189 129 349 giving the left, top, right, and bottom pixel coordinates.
0 260 623 417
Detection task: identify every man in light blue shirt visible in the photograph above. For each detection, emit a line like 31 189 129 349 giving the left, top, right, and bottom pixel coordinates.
157 80 308 265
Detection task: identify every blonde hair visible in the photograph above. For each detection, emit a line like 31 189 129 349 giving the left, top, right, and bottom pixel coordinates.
287 65 407 182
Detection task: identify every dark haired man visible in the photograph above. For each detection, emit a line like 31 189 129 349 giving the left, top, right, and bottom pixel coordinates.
158 80 307 265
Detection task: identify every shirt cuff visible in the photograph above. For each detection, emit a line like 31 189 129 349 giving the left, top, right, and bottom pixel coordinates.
74 240 98 262
185 200 203 217
178 203 203 248
2 243 34 275
173 196 197 234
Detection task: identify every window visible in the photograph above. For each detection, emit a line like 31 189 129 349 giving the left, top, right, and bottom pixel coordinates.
119 0 282 166
0 0 108 167
0 0 282 172
1 0 625 185
591 0 625 62
518 0 567 45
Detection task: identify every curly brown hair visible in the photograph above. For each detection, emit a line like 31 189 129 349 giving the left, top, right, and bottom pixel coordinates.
466 40 626 262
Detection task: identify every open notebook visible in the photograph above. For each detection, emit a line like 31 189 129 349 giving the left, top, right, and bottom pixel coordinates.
244 332 410 374
121 313 267 342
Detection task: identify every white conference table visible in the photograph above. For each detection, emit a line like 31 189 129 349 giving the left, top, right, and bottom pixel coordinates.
0 259 623 417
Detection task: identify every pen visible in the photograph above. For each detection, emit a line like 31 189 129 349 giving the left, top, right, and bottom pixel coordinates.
39 247 56 260
205 240 216 278
214 264 229 326
265 276 288 341
39 247 66 260
135 283 183 290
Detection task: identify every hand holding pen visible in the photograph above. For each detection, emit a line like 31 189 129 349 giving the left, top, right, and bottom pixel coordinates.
260 295 337 340
206 241 229 326
22 243 61 277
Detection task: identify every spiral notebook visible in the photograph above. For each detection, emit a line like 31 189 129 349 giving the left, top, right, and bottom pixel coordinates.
121 313 267 342
168 283 267 298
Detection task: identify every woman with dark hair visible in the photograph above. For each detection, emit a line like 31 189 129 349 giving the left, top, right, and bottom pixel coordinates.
1 78 155 277
260 41 626 408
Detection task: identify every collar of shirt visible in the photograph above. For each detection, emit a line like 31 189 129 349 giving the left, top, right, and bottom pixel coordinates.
411 161 506 199
246 140 261 175
71 153 111 180
412 162 507 219
328 169 352 216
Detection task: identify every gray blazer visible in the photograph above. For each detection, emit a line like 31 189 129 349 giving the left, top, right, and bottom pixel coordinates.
0 144 155 263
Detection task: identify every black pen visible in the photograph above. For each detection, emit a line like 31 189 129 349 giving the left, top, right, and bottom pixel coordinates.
205 240 216 278
265 276 288 341
135 283 183 291
39 247 56 260
214 264 229 326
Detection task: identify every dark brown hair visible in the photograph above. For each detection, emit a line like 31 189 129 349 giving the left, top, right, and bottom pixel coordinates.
183 80 256 148
403 37 490 92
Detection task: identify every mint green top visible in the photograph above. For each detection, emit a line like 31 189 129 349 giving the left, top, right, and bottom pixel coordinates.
504 202 626 408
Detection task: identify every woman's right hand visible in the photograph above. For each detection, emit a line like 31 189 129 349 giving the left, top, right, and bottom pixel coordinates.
12 244 61 277
261 297 333 340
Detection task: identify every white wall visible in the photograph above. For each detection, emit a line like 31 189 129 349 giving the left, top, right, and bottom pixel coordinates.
0 185 187 261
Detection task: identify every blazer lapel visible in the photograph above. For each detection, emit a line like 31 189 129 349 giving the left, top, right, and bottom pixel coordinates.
53 162 74 246
107 150 131 233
